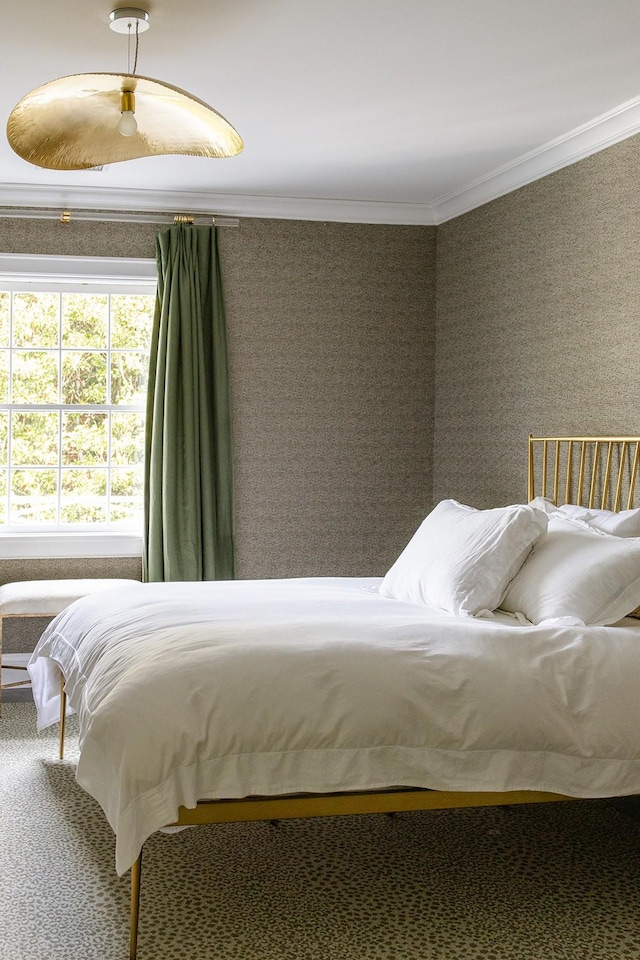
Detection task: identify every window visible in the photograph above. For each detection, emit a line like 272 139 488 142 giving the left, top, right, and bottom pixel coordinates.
0 254 156 557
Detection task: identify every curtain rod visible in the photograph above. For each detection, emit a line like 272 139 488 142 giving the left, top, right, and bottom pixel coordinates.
0 208 239 227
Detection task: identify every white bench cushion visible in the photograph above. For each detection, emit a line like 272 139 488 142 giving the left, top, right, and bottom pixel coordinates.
0 579 139 616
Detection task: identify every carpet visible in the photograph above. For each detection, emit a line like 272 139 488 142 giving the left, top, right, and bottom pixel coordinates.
2 702 640 960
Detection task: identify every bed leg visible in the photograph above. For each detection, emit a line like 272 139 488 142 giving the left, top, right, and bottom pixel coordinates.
59 671 66 761
130 849 143 960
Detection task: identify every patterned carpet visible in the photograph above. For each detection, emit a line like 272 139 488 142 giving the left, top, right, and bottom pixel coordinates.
2 702 640 960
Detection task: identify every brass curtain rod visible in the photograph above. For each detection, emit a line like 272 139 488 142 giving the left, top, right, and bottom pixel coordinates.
0 207 239 227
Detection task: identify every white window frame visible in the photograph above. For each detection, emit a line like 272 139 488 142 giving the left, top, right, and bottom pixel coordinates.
0 253 156 559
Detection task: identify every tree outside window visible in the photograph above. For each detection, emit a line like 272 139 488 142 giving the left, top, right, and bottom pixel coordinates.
0 289 154 531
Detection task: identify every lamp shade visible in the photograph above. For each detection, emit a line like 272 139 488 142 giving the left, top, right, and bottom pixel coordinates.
7 73 244 170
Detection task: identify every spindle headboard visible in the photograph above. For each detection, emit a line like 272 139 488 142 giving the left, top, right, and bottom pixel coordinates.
528 436 640 509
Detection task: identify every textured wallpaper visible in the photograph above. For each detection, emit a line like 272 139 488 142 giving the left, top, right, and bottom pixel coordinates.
0 215 436 602
220 219 436 578
0 213 158 259
435 134 640 508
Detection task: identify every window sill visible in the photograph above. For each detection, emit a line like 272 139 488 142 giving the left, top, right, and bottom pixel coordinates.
0 532 143 559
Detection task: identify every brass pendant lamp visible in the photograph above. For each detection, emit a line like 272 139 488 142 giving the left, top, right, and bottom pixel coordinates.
6 7 243 171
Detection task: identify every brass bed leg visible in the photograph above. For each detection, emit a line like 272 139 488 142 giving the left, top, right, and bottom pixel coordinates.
59 670 66 761
130 850 143 960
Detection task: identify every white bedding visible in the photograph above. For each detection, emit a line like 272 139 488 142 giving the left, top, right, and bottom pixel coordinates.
28 576 640 875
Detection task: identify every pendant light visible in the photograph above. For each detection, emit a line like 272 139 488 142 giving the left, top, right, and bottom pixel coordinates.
6 7 244 171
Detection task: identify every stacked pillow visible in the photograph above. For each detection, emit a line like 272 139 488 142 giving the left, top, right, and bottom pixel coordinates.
501 511 640 625
379 499 548 617
380 497 640 626
555 502 640 537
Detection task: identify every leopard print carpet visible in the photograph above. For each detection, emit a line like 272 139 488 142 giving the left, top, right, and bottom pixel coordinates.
2 702 640 960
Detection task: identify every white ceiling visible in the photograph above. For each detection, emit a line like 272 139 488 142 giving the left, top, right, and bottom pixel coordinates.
3 0 640 224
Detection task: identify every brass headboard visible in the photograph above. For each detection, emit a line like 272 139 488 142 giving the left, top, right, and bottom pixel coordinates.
528 436 640 510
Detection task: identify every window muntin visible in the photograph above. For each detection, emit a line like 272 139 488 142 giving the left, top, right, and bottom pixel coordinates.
0 288 154 533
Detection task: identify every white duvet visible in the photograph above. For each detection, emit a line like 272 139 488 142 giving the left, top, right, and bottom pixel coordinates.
28 576 640 875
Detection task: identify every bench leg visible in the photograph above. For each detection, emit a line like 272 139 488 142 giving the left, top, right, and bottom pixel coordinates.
59 670 66 761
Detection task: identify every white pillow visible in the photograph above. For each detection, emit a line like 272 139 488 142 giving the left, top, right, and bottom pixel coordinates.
528 496 564 518
379 499 548 616
501 514 640 626
558 503 640 538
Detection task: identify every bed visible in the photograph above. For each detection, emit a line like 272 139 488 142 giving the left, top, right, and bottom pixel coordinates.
27 434 640 959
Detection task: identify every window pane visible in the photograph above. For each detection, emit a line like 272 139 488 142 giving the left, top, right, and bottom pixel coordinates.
62 294 108 348
0 413 7 466
0 350 8 403
11 412 59 466
12 292 59 347
0 470 6 524
0 292 9 346
62 412 108 465
61 469 107 524
111 294 155 349
62 352 107 404
111 352 148 405
10 469 58 524
12 352 58 404
110 468 143 524
1 279 152 532
111 412 145 465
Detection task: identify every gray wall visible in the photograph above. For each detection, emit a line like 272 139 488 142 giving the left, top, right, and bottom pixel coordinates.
434 135 640 508
0 215 436 630
221 219 436 578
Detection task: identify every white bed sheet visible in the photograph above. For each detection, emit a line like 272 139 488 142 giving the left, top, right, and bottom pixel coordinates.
28 576 640 875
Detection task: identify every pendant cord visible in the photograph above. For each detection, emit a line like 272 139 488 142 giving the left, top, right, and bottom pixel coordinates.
126 19 140 75
132 20 139 74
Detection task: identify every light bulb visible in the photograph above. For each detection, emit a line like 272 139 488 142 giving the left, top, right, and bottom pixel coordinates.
118 110 138 137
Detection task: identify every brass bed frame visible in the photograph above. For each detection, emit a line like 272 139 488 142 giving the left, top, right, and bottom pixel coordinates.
54 434 640 959
527 435 640 509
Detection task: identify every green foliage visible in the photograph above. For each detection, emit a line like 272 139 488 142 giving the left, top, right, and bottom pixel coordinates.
111 295 154 349
62 413 108 465
11 412 59 465
111 468 141 497
0 350 7 403
111 352 148 405
10 469 57 524
0 412 6 466
61 469 107 524
1 290 154 527
110 469 141 525
62 352 107 404
12 292 58 347
0 293 8 346
62 294 108 348
12 351 59 404
111 413 144 465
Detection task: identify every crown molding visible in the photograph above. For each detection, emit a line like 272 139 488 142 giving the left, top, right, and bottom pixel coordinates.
0 182 437 226
432 93 640 224
2 94 640 228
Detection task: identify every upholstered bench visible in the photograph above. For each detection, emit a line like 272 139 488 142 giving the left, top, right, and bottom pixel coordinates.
0 578 139 704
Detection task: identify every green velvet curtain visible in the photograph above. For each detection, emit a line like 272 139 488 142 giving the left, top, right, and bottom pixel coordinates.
143 224 235 581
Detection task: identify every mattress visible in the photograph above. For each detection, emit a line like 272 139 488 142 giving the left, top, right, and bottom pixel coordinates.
28 576 640 874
